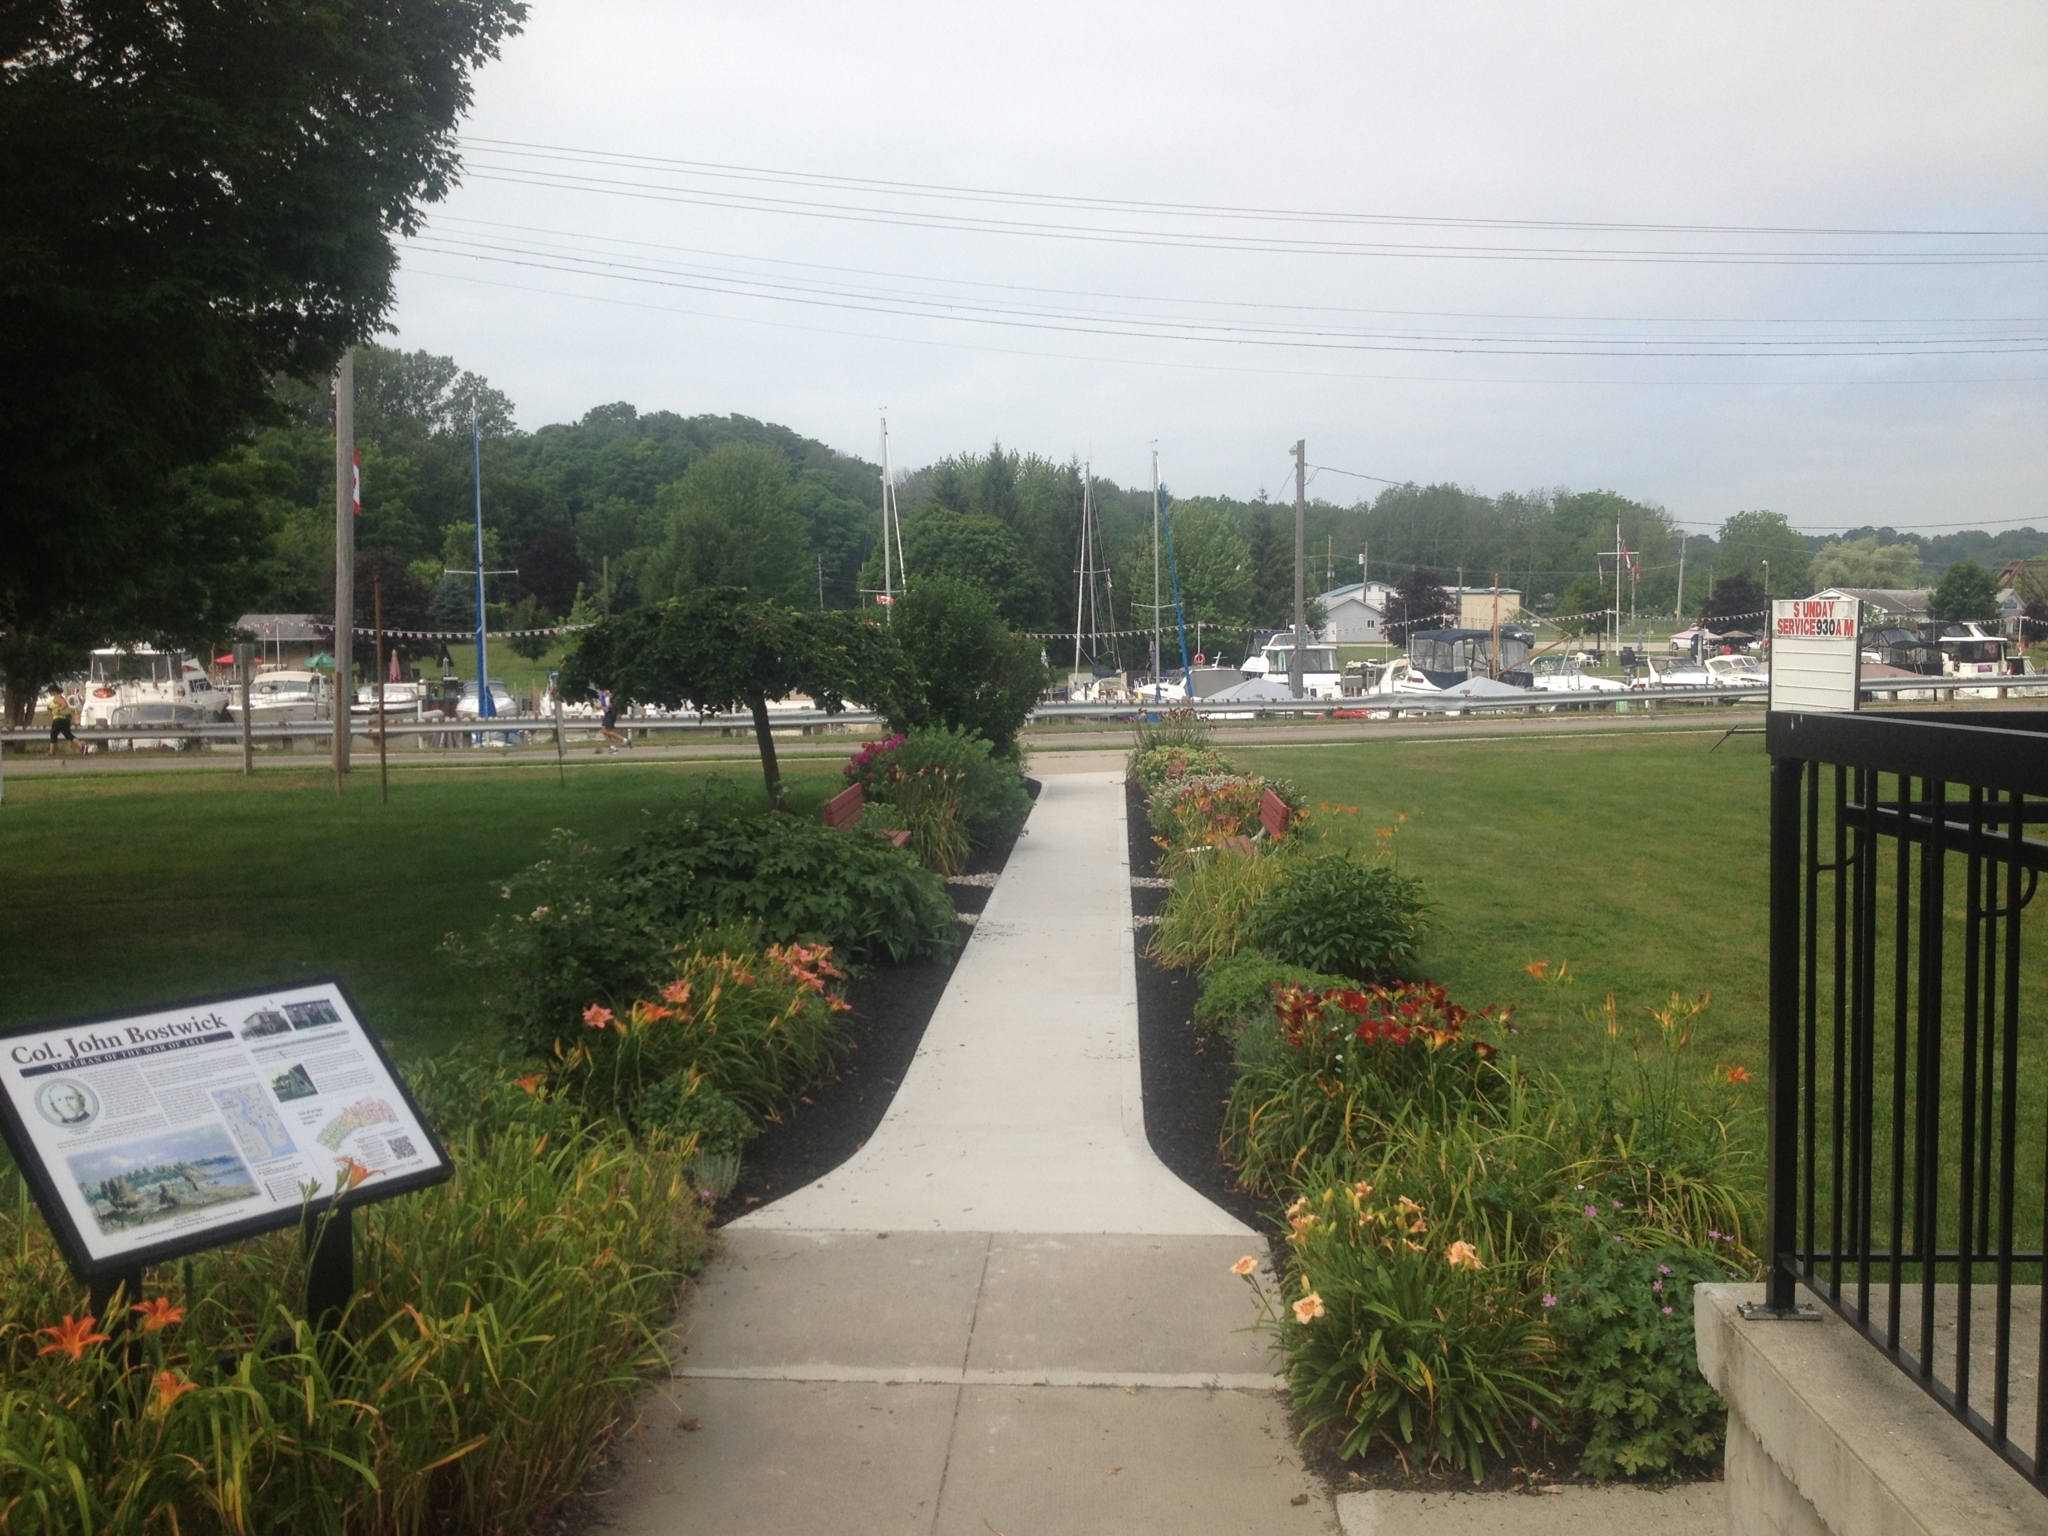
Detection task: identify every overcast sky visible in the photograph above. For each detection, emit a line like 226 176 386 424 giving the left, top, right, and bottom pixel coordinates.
387 1 2047 535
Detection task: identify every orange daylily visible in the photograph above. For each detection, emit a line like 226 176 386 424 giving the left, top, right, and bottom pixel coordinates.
131 1297 186 1333
36 1314 109 1361
149 1371 199 1417
581 1004 616 1030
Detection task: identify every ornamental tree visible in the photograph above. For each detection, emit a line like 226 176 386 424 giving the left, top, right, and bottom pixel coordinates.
560 591 916 808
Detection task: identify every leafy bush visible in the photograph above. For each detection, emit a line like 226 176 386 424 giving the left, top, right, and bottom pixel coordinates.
1147 847 1288 970
1149 771 1269 850
889 576 1049 754
1259 1163 1556 1477
623 811 956 969
1222 982 1506 1197
871 767 971 874
464 814 954 1056
851 726 1032 852
1193 952 1351 1034
546 932 850 1127
1242 849 1430 982
0 1094 708 1535
1546 1238 1731 1478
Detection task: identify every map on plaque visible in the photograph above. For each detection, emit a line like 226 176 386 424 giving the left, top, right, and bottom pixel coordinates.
0 980 450 1277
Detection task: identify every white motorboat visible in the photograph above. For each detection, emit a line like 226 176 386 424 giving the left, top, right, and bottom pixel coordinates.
78 648 232 746
1703 654 1769 689
1634 656 1715 689
353 680 427 716
227 668 332 728
1523 654 1627 694
1930 622 2008 690
1243 636 1343 700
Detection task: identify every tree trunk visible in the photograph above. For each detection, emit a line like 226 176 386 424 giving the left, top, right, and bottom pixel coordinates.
749 693 784 810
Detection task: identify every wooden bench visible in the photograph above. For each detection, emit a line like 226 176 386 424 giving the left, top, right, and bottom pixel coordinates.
823 782 914 849
1216 787 1293 856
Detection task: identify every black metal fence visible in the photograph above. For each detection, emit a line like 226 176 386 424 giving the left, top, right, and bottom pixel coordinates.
1765 709 2048 1491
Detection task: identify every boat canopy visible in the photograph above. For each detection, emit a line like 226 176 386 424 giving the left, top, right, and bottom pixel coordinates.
1407 627 1534 675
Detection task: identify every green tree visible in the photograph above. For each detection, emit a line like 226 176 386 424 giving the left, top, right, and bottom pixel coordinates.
1 1 526 708
889 578 1049 755
1161 500 1254 640
863 511 1050 628
1928 560 2001 624
641 444 813 603
562 592 913 808
1701 572 1768 628
1807 536 1922 592
1386 568 1453 645
1552 572 1609 636
1714 512 1809 598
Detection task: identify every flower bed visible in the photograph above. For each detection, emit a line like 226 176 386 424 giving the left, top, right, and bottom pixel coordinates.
1134 722 1760 1483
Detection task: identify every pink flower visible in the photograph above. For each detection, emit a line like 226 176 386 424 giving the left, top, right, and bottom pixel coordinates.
1584 1204 1599 1219
1446 1240 1484 1271
1652 1279 1664 1292
582 1004 615 1030
1229 1256 1258 1276
1661 1305 1674 1314
1292 1292 1326 1324
1542 1293 1558 1308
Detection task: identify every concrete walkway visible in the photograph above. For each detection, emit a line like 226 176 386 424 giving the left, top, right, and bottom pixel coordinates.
603 767 1330 1533
601 763 1724 1535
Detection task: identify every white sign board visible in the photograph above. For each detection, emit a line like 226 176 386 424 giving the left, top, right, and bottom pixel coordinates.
1769 598 1861 714
0 980 449 1277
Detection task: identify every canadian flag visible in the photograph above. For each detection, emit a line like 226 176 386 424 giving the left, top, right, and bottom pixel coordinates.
352 449 362 515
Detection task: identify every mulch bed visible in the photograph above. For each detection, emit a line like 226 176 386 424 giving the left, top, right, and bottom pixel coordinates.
716 781 1039 1221
1126 776 1267 1231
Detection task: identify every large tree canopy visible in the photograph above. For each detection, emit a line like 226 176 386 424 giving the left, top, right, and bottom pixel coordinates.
1928 561 2001 625
0 0 525 697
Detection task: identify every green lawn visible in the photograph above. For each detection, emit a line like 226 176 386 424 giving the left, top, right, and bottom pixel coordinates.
1233 728 1775 1080
0 759 842 1058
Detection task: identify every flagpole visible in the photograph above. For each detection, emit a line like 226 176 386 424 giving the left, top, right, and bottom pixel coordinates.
473 413 494 732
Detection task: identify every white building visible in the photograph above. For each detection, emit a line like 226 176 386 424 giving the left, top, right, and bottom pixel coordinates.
1316 582 1390 643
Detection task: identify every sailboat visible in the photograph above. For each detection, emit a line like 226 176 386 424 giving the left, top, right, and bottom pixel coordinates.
1065 463 1126 700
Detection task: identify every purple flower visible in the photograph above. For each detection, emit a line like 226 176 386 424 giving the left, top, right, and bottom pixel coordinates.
1542 1293 1558 1308
1584 1204 1599 1219
1661 1305 1673 1315
1658 1264 1672 1275
1708 1229 1728 1242
1652 1279 1664 1292
1611 1198 1623 1209
1530 1416 1540 1431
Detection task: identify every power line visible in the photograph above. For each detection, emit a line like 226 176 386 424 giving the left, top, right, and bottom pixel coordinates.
459 138 2048 241
397 264 2048 390
430 216 2048 328
399 233 2048 358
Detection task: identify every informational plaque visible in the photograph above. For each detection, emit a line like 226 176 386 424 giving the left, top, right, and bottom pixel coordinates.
1769 598 1861 714
0 980 450 1278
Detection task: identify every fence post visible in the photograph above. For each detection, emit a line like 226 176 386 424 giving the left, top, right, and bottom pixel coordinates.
1766 747 1805 1312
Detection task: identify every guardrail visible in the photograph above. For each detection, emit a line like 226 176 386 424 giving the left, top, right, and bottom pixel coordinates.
1 674 2037 750
1762 708 2048 1493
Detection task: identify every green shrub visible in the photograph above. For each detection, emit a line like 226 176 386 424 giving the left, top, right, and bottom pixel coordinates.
546 931 849 1125
624 811 955 968
1266 1156 1557 1478
1148 770 1270 851
638 1075 759 1155
0 1093 708 1535
851 726 1032 852
1242 849 1430 982
463 814 955 1056
1194 952 1351 1034
889 577 1048 754
1547 1238 1731 1478
1222 982 1507 1197
1147 848 1288 970
874 767 973 875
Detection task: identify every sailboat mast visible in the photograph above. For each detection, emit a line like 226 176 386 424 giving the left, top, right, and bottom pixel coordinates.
1072 466 1091 677
879 415 899 619
472 412 494 720
1151 448 1161 699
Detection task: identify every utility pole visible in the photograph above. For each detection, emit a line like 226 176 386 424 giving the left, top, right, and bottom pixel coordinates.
472 413 494 725
331 348 355 791
1677 532 1687 621
1291 440 1306 700
374 574 388 804
878 414 903 620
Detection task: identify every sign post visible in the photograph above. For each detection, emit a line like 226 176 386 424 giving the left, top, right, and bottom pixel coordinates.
1769 598 1861 714
0 982 450 1331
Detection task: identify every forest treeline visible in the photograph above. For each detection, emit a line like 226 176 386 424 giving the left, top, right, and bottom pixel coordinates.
220 345 2045 652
